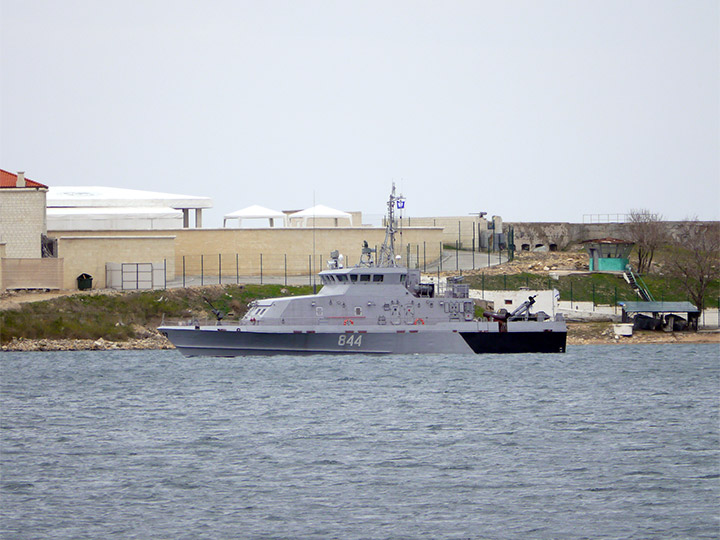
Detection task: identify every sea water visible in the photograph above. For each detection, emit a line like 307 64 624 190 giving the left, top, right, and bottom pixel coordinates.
1 345 718 539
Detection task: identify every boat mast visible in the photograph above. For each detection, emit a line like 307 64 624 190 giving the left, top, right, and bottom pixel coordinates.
377 183 405 267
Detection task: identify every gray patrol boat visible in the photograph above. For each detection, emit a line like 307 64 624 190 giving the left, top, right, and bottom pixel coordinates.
160 186 567 356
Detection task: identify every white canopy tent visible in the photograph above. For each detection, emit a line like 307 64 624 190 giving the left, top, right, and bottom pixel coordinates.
288 204 352 227
223 205 287 228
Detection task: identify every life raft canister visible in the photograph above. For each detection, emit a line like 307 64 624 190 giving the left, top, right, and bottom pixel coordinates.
414 318 425 325
343 319 354 325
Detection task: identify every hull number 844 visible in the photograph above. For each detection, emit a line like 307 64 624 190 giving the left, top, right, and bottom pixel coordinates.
338 334 363 346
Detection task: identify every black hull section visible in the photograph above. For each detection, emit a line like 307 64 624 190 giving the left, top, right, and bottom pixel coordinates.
460 331 567 354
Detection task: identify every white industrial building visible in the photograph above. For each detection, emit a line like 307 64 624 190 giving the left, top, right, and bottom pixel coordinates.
46 186 212 230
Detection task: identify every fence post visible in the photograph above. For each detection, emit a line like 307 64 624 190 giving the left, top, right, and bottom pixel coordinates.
423 242 426 272
308 255 312 286
260 253 263 285
284 254 287 287
615 285 617 315
455 240 459 271
219 253 222 285
163 258 167 289
440 243 443 272
183 255 186 288
201 255 204 286
236 253 239 284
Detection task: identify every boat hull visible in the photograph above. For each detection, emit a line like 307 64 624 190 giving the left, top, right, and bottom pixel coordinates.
159 323 567 357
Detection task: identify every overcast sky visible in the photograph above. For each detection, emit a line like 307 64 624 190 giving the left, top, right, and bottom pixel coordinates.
1 0 718 226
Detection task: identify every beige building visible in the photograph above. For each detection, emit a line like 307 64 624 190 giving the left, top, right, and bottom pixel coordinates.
0 169 48 258
0 170 64 290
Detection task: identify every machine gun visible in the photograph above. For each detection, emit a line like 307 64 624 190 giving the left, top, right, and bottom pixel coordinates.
484 295 537 322
203 296 225 324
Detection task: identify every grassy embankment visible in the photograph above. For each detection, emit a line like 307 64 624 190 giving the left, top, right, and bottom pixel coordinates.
0 284 312 344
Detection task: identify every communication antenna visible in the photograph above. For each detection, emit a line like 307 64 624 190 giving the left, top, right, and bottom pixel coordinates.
377 183 405 267
312 190 316 293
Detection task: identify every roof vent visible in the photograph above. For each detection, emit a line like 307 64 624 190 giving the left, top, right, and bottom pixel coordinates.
16 171 25 187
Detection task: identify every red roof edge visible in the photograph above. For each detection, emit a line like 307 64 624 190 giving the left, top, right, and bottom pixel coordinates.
0 169 49 189
581 237 634 244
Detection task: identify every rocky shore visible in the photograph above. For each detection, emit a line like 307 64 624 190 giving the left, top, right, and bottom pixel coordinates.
2 325 717 352
2 334 173 352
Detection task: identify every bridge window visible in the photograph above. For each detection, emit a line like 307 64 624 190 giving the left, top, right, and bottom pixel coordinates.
372 275 384 282
360 274 370 282
350 275 358 282
337 274 348 282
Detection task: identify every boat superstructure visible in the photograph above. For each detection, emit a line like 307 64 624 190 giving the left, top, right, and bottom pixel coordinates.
160 185 566 356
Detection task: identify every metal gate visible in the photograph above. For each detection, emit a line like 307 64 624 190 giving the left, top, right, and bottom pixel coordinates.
121 263 153 290
106 261 166 290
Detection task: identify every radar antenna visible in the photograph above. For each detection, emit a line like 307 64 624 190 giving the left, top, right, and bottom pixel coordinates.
377 183 405 267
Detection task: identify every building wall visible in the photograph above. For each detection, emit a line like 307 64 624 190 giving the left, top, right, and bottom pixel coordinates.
0 242 5 290
57 236 176 289
49 227 444 279
1 258 64 289
590 258 630 272
404 216 491 248
0 188 47 257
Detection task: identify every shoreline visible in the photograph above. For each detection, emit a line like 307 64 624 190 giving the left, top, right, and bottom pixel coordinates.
2 327 718 352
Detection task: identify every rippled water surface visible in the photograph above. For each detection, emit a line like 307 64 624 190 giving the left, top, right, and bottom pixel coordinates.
2 345 718 539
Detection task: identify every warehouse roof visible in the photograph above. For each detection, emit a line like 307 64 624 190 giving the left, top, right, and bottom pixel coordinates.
47 186 212 209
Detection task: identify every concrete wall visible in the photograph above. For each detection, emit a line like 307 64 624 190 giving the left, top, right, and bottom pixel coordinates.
0 188 47 257
1 258 64 289
57 235 176 289
509 221 718 252
404 216 490 248
50 227 444 282
0 242 4 290
470 288 560 317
